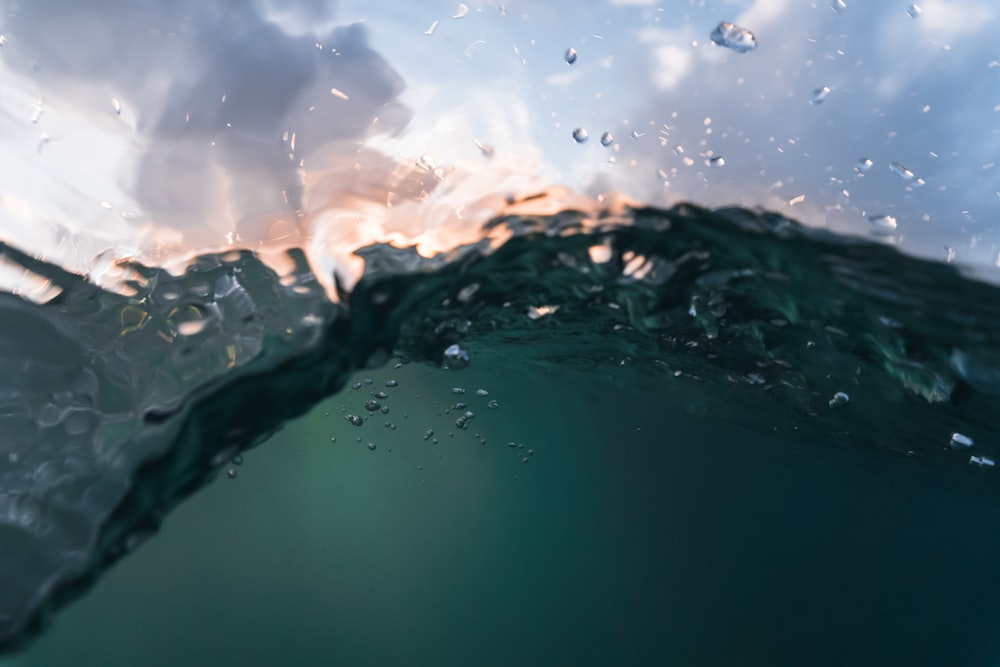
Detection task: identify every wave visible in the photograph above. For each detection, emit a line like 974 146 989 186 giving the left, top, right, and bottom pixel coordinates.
1 202 999 652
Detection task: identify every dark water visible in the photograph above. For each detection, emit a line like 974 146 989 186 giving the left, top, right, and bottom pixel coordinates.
3 204 1000 665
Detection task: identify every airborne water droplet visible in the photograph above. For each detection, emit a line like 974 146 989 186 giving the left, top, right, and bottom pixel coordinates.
564 47 577 65
572 128 589 143
709 21 757 53
868 214 898 232
600 132 614 147
889 161 915 181
810 86 832 105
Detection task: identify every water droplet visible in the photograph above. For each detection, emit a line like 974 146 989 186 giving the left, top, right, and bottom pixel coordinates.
831 0 847 12
950 432 974 449
564 47 577 64
444 344 471 369
227 468 237 479
352 382 362 390
572 128 589 143
709 21 757 53
385 380 398 387
889 161 915 180
829 391 850 407
232 454 244 466
868 214 898 232
476 389 489 397
488 400 499 409
631 130 643 139
112 98 122 115
345 414 363 427
855 158 873 173
907 4 922 18
424 429 435 440
810 86 832 105
708 156 726 168
452 387 466 394
364 399 380 412
600 132 614 147
330 436 337 443
452 3 469 19
368 442 377 451
424 20 440 35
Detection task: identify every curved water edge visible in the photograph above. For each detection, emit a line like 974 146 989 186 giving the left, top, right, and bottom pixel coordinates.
1 202 1000 652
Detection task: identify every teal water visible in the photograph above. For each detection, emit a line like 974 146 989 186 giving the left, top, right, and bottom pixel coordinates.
3 204 1000 665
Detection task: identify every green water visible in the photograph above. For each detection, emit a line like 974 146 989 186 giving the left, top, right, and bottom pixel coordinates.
9 348 1000 666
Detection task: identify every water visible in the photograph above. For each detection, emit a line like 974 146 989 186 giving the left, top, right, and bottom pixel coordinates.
3 204 1000 664
3 0 1000 664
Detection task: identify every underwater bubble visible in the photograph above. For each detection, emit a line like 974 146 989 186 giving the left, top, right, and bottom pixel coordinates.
710 21 757 53
600 132 614 147
950 433 974 449
443 344 471 369
564 47 577 64
829 392 850 407
572 128 589 143
810 86 832 105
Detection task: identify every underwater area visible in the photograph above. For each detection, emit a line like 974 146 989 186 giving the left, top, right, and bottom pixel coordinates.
1 1 1000 665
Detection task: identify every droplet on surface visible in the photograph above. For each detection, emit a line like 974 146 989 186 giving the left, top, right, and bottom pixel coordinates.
572 128 589 143
970 455 994 468
112 98 122 115
227 468 237 479
600 132 614 147
907 4 922 18
708 156 725 168
810 86 832 105
476 389 489 397
710 21 757 53
831 0 847 12
368 442 377 451
385 380 398 388
364 399 381 412
564 47 577 65
950 432 974 449
855 158 873 173
345 414 363 427
452 3 469 19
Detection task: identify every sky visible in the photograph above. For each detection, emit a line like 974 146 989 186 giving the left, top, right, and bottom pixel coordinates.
0 0 997 291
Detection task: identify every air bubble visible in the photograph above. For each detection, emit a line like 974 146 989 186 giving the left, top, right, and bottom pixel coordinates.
950 432 974 449
444 344 471 369
829 392 850 407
